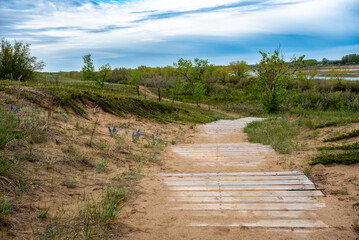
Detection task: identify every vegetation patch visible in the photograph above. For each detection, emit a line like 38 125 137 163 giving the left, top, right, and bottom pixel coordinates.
323 129 359 142
310 151 359 165
244 117 300 154
314 118 359 129
317 142 359 151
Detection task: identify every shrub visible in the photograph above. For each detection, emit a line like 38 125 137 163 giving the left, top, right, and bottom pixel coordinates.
310 151 359 165
0 38 44 81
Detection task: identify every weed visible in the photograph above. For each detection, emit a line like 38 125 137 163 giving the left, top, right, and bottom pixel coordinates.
94 162 106 173
98 143 107 150
303 168 312 176
310 151 359 165
0 196 12 226
335 188 349 195
62 176 78 188
63 145 91 166
37 208 49 219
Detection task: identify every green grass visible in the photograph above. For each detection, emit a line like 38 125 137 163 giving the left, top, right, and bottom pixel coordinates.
244 117 300 154
323 129 359 142
310 151 359 165
317 142 359 151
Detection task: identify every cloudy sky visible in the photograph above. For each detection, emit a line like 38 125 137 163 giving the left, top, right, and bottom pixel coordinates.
1 0 358 71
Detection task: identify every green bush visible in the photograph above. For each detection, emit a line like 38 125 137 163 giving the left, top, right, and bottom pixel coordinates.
0 39 44 81
323 129 359 142
310 151 359 165
317 142 359 151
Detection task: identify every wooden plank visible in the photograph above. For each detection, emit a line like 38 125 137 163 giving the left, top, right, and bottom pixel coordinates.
169 190 324 197
157 171 304 177
189 220 327 228
164 180 313 186
171 202 325 211
168 196 318 203
167 185 316 191
188 210 319 219
163 175 309 181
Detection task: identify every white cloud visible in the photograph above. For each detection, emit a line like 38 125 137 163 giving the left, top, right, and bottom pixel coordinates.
2 0 358 70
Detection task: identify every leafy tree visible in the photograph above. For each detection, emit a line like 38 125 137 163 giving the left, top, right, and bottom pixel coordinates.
0 38 45 81
130 68 141 96
322 58 328 65
342 54 359 64
173 58 192 83
96 64 111 89
229 60 249 83
256 50 304 113
193 82 206 107
192 58 209 82
82 54 95 81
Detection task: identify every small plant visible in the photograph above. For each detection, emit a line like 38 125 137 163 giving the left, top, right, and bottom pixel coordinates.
332 188 349 195
98 143 107 149
132 130 141 143
0 197 12 215
37 208 49 219
62 176 78 188
94 162 106 173
303 168 312 176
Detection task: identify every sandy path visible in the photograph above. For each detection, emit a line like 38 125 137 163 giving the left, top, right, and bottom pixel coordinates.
123 118 354 239
139 86 241 118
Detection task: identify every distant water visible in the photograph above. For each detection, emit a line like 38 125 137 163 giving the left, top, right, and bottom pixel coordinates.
314 76 359 81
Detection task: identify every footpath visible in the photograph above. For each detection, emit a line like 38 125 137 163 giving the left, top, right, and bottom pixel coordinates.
125 118 331 239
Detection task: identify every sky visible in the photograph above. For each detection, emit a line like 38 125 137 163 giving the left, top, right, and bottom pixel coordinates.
1 0 358 71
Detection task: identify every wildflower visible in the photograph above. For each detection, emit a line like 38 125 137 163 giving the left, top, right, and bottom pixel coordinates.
156 130 159 136
108 126 111 133
14 109 18 114
132 132 135 137
152 134 155 140
125 130 128 135
137 129 140 134
159 139 162 143
138 133 141 138
176 136 178 141
113 126 116 132
10 104 14 110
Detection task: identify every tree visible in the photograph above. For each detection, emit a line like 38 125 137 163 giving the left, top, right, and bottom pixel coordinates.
130 68 141 96
96 64 111 89
0 38 45 81
193 82 206 107
322 58 328 65
256 50 304 113
82 54 95 81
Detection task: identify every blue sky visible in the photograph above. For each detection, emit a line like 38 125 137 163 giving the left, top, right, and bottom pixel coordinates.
1 0 358 71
